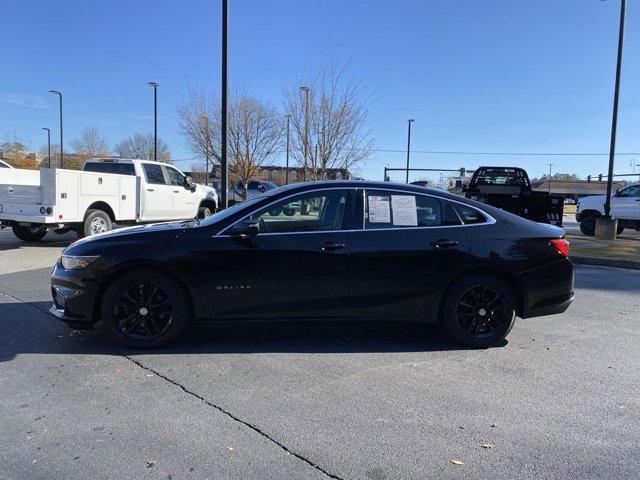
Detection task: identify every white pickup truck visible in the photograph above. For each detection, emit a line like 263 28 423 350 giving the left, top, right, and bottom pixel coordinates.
576 182 640 236
0 158 218 241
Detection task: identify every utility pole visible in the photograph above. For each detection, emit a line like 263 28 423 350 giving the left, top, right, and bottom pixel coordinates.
220 0 229 208
148 82 158 162
604 0 626 220
547 163 554 194
285 114 290 184
300 86 310 181
48 90 63 168
42 128 51 168
406 119 414 183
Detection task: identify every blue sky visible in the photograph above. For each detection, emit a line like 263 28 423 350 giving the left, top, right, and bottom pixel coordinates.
1 0 639 182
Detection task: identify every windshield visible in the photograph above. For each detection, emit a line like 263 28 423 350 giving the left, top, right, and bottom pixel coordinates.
199 187 282 227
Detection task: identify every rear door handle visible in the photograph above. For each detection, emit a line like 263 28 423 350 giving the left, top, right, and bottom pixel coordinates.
147 188 154 192
317 241 346 252
173 190 180 193
432 239 459 249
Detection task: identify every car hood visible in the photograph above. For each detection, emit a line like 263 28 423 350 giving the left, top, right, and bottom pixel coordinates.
67 219 198 249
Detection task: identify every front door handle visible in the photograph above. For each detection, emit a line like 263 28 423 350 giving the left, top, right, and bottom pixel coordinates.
147 188 154 192
317 241 346 252
173 190 180 193
432 239 459 249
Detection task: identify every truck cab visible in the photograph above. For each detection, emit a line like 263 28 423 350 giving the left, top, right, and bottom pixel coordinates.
576 182 640 236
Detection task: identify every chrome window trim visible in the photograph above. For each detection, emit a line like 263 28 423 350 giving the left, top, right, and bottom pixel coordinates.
215 185 496 238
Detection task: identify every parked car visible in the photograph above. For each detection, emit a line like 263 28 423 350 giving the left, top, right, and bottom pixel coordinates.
228 180 278 205
50 181 574 349
462 166 565 226
0 158 218 241
563 198 576 205
0 159 14 168
576 182 640 236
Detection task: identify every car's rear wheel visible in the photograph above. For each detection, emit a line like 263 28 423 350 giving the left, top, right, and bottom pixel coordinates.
101 270 190 348
442 274 516 348
198 206 212 219
12 225 48 241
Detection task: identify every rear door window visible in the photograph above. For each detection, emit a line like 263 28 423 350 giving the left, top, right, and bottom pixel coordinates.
364 190 445 229
143 164 167 185
454 204 487 224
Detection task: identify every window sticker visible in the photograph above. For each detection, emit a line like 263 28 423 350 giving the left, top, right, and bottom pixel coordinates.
368 195 391 223
391 195 418 226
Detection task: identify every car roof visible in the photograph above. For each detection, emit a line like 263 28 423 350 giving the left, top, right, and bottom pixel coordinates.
276 179 463 199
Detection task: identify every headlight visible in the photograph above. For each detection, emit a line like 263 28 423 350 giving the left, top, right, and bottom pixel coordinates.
61 255 100 270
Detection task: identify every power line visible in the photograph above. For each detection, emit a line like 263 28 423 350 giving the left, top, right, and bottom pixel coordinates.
372 149 640 156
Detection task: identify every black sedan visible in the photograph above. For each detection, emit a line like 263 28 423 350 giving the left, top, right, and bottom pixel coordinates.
50 181 574 349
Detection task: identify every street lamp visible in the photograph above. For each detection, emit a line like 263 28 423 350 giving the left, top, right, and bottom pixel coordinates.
48 90 63 168
406 119 415 183
300 86 311 181
220 0 229 209
285 114 291 184
42 128 51 168
148 82 158 162
604 0 627 221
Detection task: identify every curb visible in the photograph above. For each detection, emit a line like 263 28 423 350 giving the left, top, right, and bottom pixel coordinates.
570 255 640 271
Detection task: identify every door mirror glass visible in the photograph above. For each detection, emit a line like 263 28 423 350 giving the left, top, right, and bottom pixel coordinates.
228 220 260 237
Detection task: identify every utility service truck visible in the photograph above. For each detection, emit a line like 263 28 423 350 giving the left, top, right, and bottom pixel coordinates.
0 158 218 242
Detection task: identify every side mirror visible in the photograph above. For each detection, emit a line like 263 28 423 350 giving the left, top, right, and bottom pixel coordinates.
258 184 266 193
228 220 259 237
184 175 197 192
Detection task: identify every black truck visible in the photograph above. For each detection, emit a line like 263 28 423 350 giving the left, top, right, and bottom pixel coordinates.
462 166 564 226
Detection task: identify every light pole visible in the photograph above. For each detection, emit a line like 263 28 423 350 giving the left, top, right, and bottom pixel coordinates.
220 0 229 209
148 82 158 162
406 119 414 183
285 114 290 184
604 0 626 220
547 163 554 193
300 85 310 181
42 128 51 168
48 90 63 168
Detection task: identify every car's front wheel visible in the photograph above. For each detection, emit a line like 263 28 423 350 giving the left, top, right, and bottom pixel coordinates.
100 270 190 348
442 274 516 348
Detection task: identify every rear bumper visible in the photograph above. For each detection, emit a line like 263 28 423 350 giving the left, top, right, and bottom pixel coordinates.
516 258 575 319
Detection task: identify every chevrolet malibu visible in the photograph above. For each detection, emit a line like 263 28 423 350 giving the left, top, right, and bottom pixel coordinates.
50 181 574 349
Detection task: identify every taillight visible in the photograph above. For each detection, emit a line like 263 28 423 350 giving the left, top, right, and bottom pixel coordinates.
549 238 570 257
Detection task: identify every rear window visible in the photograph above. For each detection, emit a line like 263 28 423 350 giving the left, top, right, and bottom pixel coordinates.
84 162 135 176
454 204 487 224
143 164 167 185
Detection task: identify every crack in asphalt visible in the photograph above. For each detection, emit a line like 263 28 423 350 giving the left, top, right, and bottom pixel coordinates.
123 354 346 480
0 290 345 480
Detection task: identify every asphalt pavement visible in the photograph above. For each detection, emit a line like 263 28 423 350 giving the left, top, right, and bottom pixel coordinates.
1 228 639 480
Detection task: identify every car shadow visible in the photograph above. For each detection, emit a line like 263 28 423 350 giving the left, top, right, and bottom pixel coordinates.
0 230 76 251
0 300 492 362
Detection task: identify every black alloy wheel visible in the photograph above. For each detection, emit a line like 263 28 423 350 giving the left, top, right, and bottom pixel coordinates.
101 270 189 348
113 282 174 341
442 274 516 348
455 285 508 340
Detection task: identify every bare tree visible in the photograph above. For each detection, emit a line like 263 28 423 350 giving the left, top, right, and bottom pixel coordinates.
178 87 283 198
114 133 171 162
284 61 374 181
70 126 109 158
1 133 33 169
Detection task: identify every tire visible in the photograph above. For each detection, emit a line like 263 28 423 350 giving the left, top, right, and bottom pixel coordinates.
78 209 112 239
579 215 597 236
100 269 190 348
441 274 516 349
283 207 296 216
198 206 213 219
12 225 48 242
268 207 283 216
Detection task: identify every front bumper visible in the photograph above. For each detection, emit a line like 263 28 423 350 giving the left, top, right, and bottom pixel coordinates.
50 261 100 327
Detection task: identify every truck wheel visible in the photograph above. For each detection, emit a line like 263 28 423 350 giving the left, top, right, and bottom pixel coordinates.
283 207 296 216
78 209 112 238
579 215 597 236
268 207 283 216
197 206 212 219
12 225 48 242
